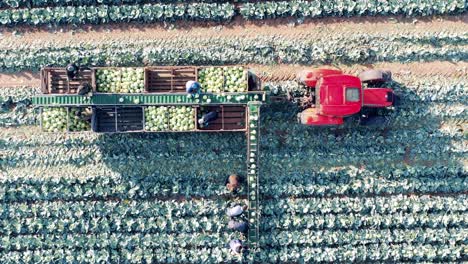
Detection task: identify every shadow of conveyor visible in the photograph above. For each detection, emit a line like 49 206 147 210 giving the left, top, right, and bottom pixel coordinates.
90 79 461 202
94 131 249 200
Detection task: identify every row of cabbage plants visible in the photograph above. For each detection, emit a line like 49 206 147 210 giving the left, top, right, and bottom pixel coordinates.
4 0 465 13
262 195 467 216
0 3 235 26
261 210 467 231
1 199 226 219
263 227 467 247
0 0 249 9
9 129 464 168
1 232 233 251
262 167 466 197
0 214 228 235
0 0 466 26
256 243 465 263
1 165 465 203
1 243 465 263
239 0 467 18
0 247 238 263
1 33 467 72
0 87 37 127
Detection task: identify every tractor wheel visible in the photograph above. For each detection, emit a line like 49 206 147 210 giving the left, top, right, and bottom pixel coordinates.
382 70 392 82
392 92 401 106
359 115 389 127
359 69 388 84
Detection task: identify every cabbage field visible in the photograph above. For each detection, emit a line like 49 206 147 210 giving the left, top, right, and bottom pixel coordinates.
0 1 467 263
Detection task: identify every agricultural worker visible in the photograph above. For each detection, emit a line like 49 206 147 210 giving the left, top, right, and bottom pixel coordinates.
226 204 247 217
229 239 243 255
78 108 93 122
225 174 241 192
198 111 218 128
185 80 201 96
66 63 79 80
228 219 248 233
77 82 93 97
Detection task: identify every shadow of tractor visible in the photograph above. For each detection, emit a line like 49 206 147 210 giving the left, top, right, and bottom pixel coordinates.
258 79 462 185
94 131 248 200
90 78 464 203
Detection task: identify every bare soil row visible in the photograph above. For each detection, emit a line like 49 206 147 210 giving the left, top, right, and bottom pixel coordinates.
0 61 466 88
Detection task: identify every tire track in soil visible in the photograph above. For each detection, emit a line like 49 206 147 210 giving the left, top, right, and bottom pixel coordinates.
0 62 466 87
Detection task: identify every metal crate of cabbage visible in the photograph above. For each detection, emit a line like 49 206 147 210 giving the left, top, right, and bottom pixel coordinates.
40 105 249 133
40 66 260 94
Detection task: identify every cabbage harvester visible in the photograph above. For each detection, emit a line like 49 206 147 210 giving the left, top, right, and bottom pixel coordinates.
32 65 397 255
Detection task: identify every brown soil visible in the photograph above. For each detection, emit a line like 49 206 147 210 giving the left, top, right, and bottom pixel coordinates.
1 15 467 47
0 71 40 88
252 61 468 81
1 61 466 87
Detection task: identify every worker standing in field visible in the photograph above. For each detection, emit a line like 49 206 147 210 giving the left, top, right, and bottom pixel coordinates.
226 204 247 217
186 80 201 96
225 174 242 192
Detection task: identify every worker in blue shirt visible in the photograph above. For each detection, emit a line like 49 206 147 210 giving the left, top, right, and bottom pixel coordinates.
186 80 201 96
228 219 248 233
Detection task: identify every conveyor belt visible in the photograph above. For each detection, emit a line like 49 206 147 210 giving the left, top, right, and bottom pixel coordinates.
246 102 261 252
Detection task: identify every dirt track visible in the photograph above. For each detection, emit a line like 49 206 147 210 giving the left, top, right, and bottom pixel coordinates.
1 15 466 47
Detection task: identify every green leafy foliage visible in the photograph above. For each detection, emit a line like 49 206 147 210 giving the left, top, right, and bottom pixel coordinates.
0 2 235 26
240 0 467 19
0 87 38 127
0 0 465 27
0 74 466 262
1 32 467 72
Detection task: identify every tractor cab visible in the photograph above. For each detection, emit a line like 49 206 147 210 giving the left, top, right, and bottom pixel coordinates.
296 68 395 126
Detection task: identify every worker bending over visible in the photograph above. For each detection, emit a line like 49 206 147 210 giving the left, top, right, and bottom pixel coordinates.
198 111 218 128
228 219 248 233
77 82 93 97
77 108 93 122
186 80 201 96
227 204 249 233
229 239 244 255
226 204 247 217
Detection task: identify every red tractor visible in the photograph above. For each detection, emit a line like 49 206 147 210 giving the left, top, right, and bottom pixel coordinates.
295 68 396 126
